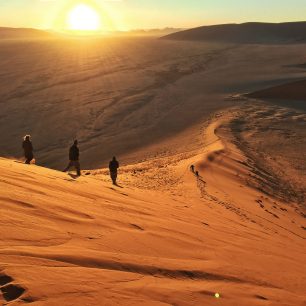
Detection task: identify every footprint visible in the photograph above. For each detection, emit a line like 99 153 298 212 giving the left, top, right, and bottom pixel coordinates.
256 199 265 208
21 296 36 303
255 295 268 300
265 209 280 219
199 289 217 297
1 284 25 302
130 224 144 231
0 274 13 286
0 272 26 303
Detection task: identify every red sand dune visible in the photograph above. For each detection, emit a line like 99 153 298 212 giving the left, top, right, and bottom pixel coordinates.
0 111 305 305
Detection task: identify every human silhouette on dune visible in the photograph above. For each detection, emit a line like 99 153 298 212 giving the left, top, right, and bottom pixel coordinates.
22 135 34 164
63 140 81 176
109 156 119 185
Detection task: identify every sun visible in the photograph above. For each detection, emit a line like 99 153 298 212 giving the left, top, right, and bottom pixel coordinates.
67 4 101 31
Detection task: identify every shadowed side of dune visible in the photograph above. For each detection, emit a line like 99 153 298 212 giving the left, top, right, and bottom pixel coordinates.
246 79 306 111
1 250 277 289
163 22 306 44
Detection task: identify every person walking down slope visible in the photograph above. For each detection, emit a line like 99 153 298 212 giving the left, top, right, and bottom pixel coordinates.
22 135 34 164
63 140 81 176
109 156 119 185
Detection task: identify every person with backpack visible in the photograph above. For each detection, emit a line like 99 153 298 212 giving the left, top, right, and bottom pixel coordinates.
109 156 119 185
22 135 34 164
63 140 81 176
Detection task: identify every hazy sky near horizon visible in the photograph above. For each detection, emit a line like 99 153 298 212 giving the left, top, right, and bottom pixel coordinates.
1 0 306 31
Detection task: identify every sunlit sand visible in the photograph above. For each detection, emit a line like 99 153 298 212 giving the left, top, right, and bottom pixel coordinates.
0 20 305 306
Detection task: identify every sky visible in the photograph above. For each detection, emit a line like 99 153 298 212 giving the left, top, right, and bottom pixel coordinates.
1 0 306 31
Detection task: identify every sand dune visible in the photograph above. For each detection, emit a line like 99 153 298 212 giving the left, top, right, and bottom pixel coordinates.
0 27 53 40
1 107 305 305
246 79 306 110
1 37 306 169
1 27 306 305
163 22 306 44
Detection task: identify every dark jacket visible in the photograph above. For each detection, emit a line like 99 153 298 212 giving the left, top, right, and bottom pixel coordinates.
109 160 119 172
22 140 33 158
69 145 79 161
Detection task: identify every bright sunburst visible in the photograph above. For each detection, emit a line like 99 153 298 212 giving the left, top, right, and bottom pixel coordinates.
67 4 101 31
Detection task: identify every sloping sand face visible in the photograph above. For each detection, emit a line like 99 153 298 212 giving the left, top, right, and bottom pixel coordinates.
228 101 306 206
0 108 305 305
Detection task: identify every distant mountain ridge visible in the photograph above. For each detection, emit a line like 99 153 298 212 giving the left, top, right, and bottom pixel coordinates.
0 27 182 39
163 22 306 44
0 27 52 39
127 27 183 36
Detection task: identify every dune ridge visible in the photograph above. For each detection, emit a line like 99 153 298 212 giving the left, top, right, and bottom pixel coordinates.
1 108 305 305
0 27 53 40
163 22 306 43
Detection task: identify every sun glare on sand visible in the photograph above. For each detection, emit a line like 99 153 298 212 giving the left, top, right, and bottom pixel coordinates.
67 4 101 32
